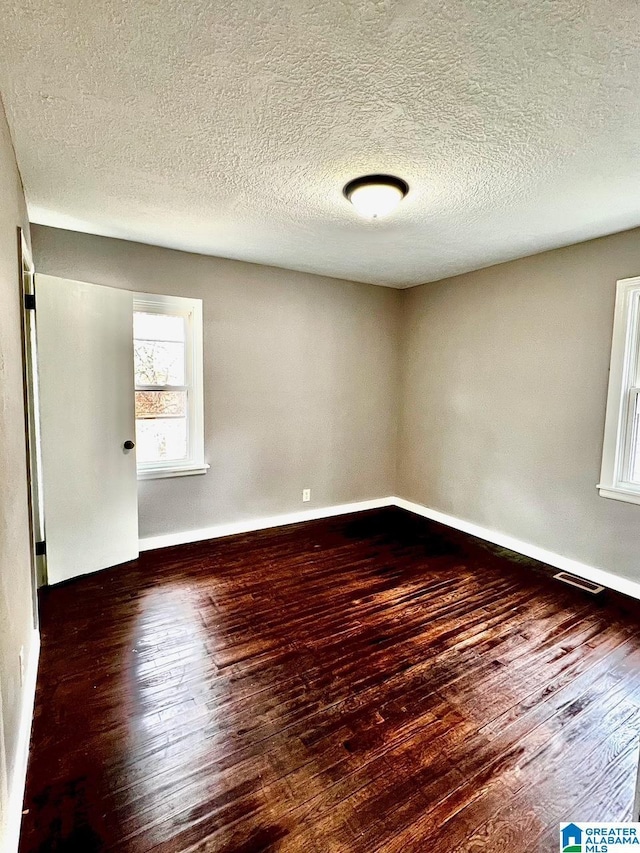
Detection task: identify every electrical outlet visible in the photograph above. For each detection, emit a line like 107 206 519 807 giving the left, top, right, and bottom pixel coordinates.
302 488 311 502
19 646 25 687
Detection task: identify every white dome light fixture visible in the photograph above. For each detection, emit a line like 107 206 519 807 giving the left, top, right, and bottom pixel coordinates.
343 174 409 220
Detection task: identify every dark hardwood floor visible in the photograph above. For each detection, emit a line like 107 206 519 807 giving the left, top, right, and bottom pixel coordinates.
20 507 640 852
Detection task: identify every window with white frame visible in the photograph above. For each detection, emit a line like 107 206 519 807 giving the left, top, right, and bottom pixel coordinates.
133 293 207 479
599 276 640 505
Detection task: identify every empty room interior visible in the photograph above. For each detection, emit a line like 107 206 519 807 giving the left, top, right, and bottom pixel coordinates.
2 1 640 851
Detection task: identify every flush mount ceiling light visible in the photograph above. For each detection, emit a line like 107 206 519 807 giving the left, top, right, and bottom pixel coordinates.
343 174 409 220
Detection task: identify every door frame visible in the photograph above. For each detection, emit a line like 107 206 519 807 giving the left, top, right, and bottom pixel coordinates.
17 227 47 605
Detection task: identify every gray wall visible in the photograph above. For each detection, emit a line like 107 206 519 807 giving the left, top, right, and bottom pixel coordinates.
31 226 401 539
30 218 640 587
0 102 34 825
398 227 640 584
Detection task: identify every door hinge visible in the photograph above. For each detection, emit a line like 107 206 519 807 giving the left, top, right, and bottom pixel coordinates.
35 540 46 556
24 293 36 310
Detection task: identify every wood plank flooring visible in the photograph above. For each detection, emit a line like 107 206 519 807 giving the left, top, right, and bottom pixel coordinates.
19 507 640 852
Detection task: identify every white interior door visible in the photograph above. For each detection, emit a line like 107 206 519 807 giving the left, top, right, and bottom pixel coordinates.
36 274 139 585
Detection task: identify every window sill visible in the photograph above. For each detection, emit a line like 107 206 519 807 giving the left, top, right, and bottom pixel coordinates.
597 484 640 506
138 463 210 481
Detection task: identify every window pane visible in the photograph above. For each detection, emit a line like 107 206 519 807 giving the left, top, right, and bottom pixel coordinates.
135 417 187 463
630 393 640 483
134 312 185 342
134 340 185 386
135 390 186 419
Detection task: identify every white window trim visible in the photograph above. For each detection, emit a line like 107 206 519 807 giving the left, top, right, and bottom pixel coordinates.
134 292 208 480
598 275 640 504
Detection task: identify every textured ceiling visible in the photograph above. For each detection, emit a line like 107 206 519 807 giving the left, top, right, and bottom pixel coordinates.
0 0 639 287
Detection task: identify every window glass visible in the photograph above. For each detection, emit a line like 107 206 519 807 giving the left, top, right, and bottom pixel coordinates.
135 390 187 418
132 297 205 477
135 417 188 463
629 393 640 484
134 340 185 386
134 312 185 342
599 278 640 504
134 311 188 464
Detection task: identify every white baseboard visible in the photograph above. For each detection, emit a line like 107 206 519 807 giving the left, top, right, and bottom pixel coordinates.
394 496 640 602
139 497 396 552
5 628 39 853
139 492 640 602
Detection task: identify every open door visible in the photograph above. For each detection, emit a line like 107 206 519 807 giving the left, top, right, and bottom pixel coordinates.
36 274 139 585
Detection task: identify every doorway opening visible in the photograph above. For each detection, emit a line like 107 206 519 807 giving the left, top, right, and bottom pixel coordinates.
17 226 46 609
